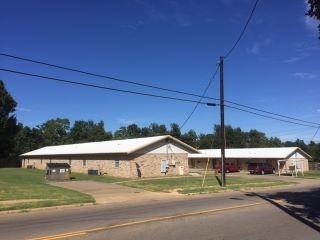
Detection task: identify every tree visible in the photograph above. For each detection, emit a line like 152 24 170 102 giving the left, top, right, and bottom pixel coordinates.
211 125 224 148
294 139 308 153
0 80 19 160
158 124 168 135
169 123 181 139
284 139 308 152
127 124 142 138
181 130 198 148
149 123 167 136
306 0 320 39
14 124 43 155
309 141 320 162
283 140 295 147
90 121 112 141
141 127 152 137
211 125 282 148
225 126 246 148
245 129 268 147
38 118 71 146
198 133 214 149
70 120 112 143
114 126 128 139
266 137 282 147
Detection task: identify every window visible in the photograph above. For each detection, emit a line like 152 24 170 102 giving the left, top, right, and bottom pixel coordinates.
83 160 87 167
69 158 72 166
115 160 120 168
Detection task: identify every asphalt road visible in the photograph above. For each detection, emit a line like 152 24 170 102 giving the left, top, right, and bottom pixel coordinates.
1 184 319 240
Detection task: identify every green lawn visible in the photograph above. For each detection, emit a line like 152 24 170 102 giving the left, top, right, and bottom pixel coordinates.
0 168 299 211
119 175 295 194
0 168 95 211
300 170 320 179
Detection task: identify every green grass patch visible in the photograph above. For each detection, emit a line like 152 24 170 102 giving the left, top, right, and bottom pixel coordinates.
299 170 320 179
0 168 95 211
119 175 294 194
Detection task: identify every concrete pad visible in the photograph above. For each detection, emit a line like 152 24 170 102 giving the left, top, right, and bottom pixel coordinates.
50 181 176 204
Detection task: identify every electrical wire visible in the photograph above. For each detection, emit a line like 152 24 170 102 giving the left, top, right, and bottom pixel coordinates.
225 104 320 129
0 52 210 100
180 0 260 129
310 127 320 142
224 0 260 59
0 68 212 105
1 53 319 128
0 52 213 130
2 67 318 131
179 64 219 130
225 99 320 127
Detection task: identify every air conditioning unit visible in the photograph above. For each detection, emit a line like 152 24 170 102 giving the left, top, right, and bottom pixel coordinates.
169 160 176 166
88 169 100 175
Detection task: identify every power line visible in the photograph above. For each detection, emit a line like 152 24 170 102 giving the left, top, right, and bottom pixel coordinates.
3 1 312 135
2 67 319 130
2 52 319 128
0 68 213 106
225 104 320 129
0 52 210 100
225 99 320 127
180 0 260 129
310 127 320 142
224 0 260 59
179 64 219 130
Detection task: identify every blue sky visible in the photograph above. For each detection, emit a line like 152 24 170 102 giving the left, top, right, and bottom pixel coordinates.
1 0 319 143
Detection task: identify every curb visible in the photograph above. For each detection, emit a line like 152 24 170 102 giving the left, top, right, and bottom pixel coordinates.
0 202 95 216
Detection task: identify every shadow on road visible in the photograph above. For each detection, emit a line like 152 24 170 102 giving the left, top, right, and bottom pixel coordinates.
246 188 320 232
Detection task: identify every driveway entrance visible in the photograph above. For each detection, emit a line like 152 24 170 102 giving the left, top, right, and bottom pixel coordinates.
50 181 174 204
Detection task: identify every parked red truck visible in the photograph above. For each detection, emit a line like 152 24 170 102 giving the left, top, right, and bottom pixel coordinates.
247 162 274 174
214 163 240 173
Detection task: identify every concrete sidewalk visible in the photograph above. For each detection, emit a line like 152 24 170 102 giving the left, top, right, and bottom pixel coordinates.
50 176 319 205
50 181 179 204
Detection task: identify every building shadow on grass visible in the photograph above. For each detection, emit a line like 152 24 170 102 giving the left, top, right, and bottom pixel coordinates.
246 188 320 232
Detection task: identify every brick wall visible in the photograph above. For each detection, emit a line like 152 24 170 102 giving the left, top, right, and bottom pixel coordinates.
22 153 189 179
132 153 189 178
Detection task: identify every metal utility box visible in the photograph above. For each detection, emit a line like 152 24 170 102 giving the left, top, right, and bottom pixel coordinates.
88 169 100 175
160 160 170 173
46 163 71 181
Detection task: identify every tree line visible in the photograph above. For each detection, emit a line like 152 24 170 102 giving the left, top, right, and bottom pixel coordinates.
1 80 320 167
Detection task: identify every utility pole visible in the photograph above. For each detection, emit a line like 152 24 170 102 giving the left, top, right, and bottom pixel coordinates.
220 56 226 187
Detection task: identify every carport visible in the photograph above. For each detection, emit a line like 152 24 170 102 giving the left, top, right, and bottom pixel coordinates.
189 147 311 174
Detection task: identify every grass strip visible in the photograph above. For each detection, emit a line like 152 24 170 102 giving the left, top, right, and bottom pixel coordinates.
299 170 320 179
0 168 94 211
118 175 294 194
